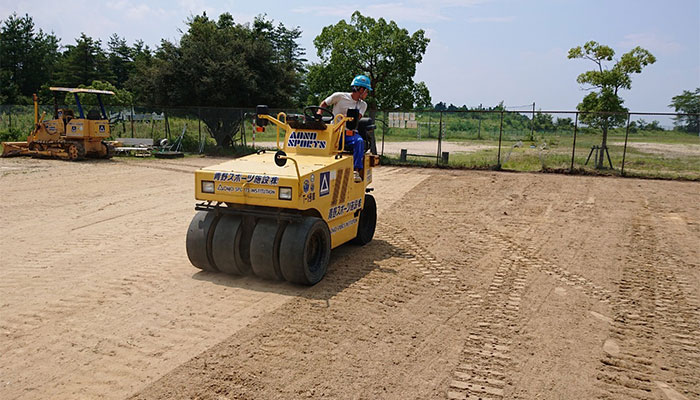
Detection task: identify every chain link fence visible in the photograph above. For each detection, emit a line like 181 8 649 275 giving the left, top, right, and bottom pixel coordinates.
1 104 698 179
372 109 700 180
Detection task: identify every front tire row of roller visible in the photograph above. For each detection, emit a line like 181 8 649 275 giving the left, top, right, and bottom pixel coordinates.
186 194 376 285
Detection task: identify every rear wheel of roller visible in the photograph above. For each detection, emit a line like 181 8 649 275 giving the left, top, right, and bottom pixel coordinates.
279 217 331 285
211 214 252 275
186 211 220 272
250 219 287 280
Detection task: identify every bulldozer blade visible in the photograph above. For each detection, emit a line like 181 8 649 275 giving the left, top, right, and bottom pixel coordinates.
1 142 30 157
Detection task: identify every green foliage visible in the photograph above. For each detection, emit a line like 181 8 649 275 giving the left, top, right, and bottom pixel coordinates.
125 12 305 146
308 11 430 110
107 34 134 89
669 88 700 133
54 33 113 87
532 112 555 132
568 41 655 168
60 80 133 106
630 119 665 133
129 13 302 108
0 13 60 104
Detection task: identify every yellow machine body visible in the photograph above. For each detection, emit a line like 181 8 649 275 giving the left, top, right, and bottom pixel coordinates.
194 112 378 249
187 108 379 285
1 88 115 160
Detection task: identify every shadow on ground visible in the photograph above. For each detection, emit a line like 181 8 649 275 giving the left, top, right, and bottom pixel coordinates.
191 238 401 300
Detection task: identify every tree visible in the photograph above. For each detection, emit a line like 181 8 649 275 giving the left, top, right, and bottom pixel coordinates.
568 41 655 168
533 112 555 132
0 13 60 104
669 88 700 133
123 40 154 102
413 82 432 109
631 118 665 132
129 12 305 146
307 11 430 110
54 33 112 88
107 34 134 89
555 117 574 130
66 80 133 106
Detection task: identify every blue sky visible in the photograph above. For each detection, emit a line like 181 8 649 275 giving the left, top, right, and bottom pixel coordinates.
2 0 699 115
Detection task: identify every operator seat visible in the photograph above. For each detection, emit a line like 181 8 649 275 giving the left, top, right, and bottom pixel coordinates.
87 109 101 120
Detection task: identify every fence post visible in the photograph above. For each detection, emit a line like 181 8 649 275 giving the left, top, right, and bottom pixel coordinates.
497 110 504 168
621 113 631 176
130 106 135 138
437 112 443 165
380 111 386 157
478 116 482 140
530 102 535 141
164 108 170 140
438 112 443 166
570 112 579 171
198 107 202 153
428 112 432 138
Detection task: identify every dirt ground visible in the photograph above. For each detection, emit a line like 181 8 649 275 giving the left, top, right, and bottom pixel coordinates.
611 141 700 157
1 156 698 400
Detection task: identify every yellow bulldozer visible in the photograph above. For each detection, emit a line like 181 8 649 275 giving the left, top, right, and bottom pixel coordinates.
186 105 380 285
1 87 116 160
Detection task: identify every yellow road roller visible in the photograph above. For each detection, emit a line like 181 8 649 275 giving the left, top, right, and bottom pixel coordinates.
1 87 115 160
186 105 379 285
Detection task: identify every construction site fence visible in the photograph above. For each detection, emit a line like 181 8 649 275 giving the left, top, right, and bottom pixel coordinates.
1 105 699 179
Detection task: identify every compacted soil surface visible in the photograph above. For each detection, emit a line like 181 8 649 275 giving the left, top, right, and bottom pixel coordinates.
1 156 698 400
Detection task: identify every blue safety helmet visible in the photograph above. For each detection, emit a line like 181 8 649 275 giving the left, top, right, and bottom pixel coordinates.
351 74 372 91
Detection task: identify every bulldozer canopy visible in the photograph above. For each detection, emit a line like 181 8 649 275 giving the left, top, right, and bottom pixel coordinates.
49 87 115 95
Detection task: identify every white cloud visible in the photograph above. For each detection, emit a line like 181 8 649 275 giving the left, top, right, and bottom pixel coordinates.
292 0 493 23
125 4 163 20
106 0 129 11
429 0 490 7
365 3 449 23
619 33 682 55
467 16 515 23
423 28 437 39
177 0 220 16
291 5 356 18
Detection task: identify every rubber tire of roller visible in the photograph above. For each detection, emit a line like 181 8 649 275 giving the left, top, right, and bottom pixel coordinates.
352 194 376 245
185 211 220 272
250 219 287 280
211 214 251 275
279 217 331 285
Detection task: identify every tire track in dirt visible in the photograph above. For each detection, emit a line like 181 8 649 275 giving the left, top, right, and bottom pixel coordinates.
491 232 615 305
595 212 700 400
132 219 476 399
446 233 531 400
441 218 615 399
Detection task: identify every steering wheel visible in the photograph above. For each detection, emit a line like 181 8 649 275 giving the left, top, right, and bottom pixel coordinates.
303 106 334 122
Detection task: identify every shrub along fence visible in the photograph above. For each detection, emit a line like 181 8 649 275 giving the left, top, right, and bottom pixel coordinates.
1 105 698 179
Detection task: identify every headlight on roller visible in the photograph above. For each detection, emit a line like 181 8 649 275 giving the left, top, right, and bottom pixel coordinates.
201 180 215 193
279 186 292 200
